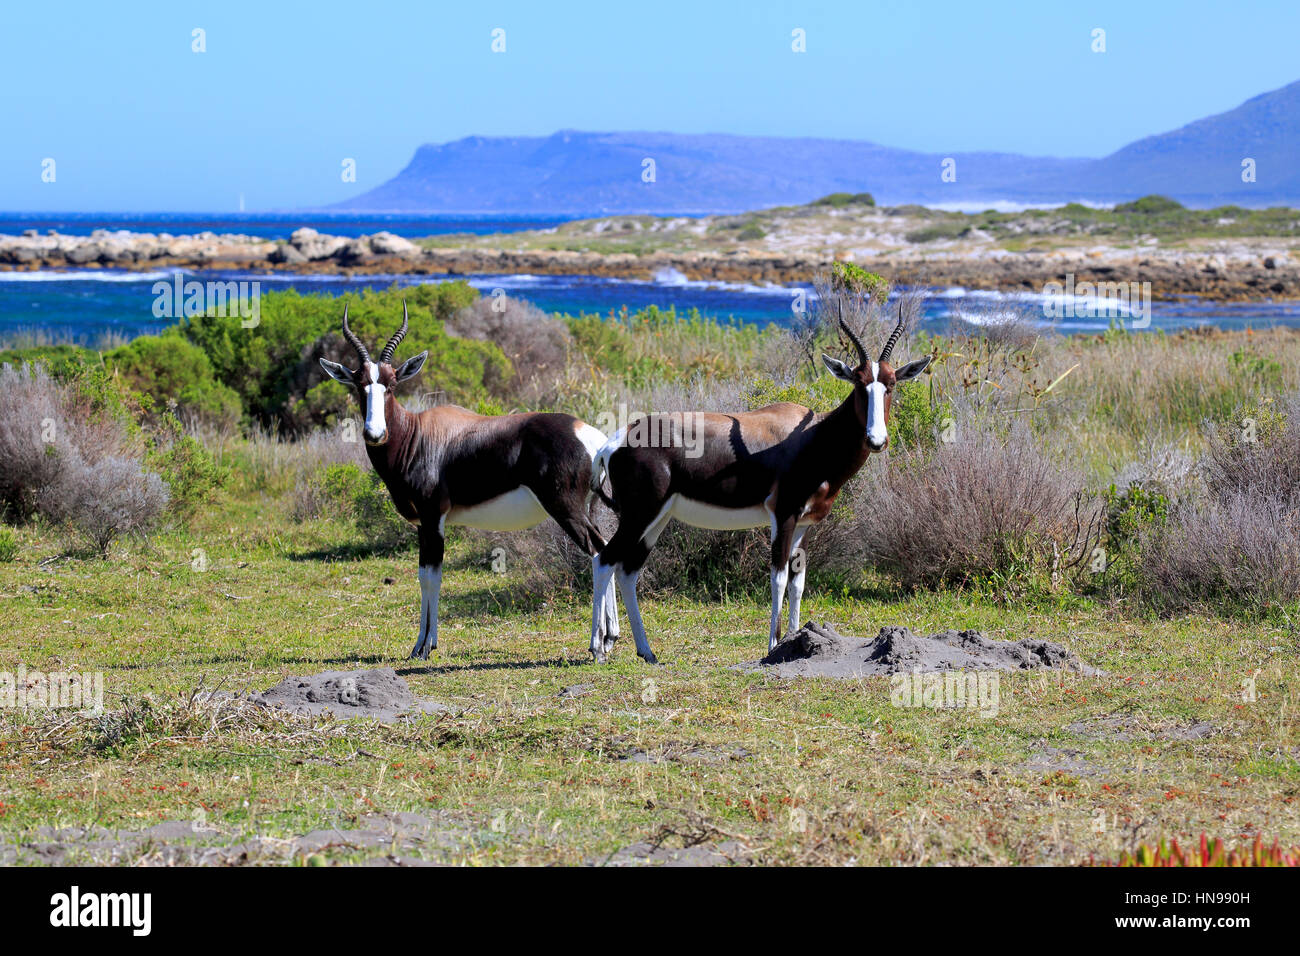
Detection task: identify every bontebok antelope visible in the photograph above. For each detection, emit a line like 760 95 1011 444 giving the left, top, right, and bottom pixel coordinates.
589 305 930 663
320 302 618 659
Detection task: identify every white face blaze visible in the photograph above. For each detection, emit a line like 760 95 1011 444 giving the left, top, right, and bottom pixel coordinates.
362 362 387 442
865 361 888 448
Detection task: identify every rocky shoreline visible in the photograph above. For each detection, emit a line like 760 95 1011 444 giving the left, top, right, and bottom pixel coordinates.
2 227 1297 302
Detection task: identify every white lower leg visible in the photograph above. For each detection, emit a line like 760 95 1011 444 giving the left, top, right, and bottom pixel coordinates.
768 563 790 651
410 565 441 659
615 565 657 663
603 575 619 646
787 531 807 636
590 557 617 657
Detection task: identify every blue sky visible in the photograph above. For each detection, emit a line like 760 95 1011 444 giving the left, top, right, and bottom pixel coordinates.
2 0 1296 211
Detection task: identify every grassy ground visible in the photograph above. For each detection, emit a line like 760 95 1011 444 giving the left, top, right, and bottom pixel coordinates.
2 488 1297 865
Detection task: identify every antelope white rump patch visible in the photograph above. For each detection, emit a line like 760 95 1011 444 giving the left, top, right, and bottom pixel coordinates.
574 421 609 461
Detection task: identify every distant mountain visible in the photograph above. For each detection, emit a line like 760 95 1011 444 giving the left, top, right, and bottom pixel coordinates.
332 81 1300 213
1028 80 1300 206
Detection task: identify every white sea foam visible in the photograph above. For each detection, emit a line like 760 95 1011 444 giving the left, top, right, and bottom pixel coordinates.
0 269 178 283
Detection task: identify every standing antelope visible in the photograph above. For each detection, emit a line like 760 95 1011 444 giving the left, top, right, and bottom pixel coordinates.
589 305 930 663
319 302 620 659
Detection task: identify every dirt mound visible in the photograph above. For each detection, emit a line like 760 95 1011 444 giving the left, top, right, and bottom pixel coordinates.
249 668 453 721
744 622 1101 678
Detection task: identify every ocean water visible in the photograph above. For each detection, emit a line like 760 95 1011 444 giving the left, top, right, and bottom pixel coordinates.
0 211 577 240
1 267 1296 345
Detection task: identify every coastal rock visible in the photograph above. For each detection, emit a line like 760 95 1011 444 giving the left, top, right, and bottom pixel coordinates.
337 237 373 262
269 242 308 264
369 231 421 258
290 227 349 260
1 246 38 264
101 242 138 263
64 243 103 264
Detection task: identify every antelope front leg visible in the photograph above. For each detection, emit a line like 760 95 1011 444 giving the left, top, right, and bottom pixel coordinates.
602 572 619 654
786 528 808 638
768 516 797 651
410 522 445 660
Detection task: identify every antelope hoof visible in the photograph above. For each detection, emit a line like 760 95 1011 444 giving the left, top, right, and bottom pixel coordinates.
602 635 619 656
590 647 608 665
638 650 658 665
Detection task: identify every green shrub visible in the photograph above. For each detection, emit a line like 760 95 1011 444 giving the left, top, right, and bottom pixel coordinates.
108 331 241 427
744 374 844 413
175 282 503 430
811 192 876 208
830 262 890 301
1099 483 1168 589
146 411 229 524
297 462 413 548
737 223 767 241
0 344 98 372
886 379 944 452
1114 194 1184 215
0 527 17 562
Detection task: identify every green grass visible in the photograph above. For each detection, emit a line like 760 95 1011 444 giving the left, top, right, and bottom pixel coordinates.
3 291 1299 865
2 488 1296 865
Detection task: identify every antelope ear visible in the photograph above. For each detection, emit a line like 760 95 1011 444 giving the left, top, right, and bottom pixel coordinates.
893 356 932 382
821 354 856 381
319 358 355 384
395 350 428 384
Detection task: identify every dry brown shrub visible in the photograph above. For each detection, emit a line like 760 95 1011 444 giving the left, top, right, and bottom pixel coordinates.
0 363 167 553
1137 394 1300 614
449 296 572 401
814 420 1101 590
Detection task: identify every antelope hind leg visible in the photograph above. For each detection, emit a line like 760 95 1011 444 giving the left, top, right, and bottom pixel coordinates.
590 557 617 662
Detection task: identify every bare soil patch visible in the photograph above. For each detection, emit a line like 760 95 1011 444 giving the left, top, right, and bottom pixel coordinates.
0 811 490 866
605 737 752 765
1065 713 1218 742
597 840 751 866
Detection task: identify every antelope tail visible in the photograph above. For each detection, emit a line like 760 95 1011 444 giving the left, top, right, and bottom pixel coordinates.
590 429 624 512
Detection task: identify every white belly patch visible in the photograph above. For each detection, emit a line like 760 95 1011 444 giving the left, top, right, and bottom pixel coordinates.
446 487 548 531
671 495 770 531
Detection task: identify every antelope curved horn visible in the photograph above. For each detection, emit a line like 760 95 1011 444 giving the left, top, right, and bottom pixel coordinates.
341 302 370 364
837 300 868 368
878 302 907 364
380 300 409 365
